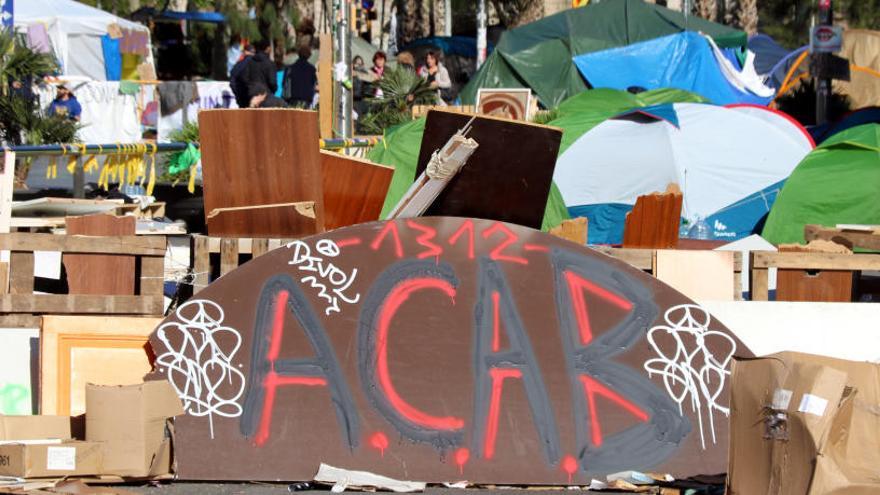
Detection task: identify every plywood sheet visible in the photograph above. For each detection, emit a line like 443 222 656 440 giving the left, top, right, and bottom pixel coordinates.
0 327 39 415
206 202 319 239
41 315 160 415
414 111 561 229
199 109 324 237
320 151 393 230
149 217 752 483
63 215 136 295
654 250 735 301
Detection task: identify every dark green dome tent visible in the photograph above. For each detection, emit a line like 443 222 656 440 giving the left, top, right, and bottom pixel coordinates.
762 124 880 245
459 0 746 108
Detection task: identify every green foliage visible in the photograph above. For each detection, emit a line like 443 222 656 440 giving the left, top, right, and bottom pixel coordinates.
531 107 560 126
359 67 437 135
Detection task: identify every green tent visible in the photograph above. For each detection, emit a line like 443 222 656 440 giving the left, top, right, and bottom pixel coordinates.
459 0 746 108
367 88 705 232
762 124 880 245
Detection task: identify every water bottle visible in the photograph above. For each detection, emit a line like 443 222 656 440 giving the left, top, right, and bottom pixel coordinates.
679 219 690 239
688 216 711 240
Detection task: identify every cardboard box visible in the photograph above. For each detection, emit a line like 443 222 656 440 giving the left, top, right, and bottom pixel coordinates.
0 440 103 478
85 381 183 478
0 416 71 441
728 352 880 494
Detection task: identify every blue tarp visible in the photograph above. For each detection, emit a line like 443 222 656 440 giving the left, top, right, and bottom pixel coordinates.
101 35 122 81
573 32 772 106
401 36 491 59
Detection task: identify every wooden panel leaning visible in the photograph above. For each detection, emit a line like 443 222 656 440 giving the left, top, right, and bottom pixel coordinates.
0 233 166 315
622 185 683 249
750 251 880 301
191 235 295 294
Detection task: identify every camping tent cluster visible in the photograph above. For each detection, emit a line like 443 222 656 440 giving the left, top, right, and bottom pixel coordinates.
15 0 155 81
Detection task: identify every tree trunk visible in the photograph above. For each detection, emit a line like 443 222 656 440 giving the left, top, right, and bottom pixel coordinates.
695 0 718 22
737 0 758 35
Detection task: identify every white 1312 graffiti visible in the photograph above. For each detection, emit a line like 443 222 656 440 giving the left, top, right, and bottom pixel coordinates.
155 300 246 439
286 239 360 315
643 304 736 450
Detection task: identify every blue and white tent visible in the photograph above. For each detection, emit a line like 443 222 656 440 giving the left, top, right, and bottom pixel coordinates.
572 32 775 106
552 102 812 244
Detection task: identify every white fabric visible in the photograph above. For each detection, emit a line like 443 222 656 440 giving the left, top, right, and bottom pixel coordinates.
37 81 144 143
726 105 815 150
14 0 153 81
705 35 775 98
553 102 812 222
157 81 238 142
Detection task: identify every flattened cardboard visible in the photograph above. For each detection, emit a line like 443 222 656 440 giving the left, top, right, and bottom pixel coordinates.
85 381 183 478
728 352 880 494
0 440 103 478
0 416 71 441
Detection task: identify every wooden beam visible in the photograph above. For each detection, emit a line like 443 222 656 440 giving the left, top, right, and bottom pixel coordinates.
0 294 163 314
219 238 239 276
752 251 880 270
318 33 333 138
0 233 165 256
9 251 34 294
0 151 14 234
591 247 655 271
192 235 210 295
804 224 880 251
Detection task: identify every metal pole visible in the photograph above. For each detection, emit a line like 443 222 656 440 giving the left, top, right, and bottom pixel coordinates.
815 0 833 126
476 0 487 69
335 0 353 138
444 0 452 37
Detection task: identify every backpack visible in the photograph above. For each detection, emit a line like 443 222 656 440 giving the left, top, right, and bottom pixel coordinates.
281 65 295 102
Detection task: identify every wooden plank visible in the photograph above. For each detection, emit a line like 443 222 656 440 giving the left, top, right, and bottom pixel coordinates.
750 252 770 301
318 33 333 139
0 151 14 234
591 247 655 271
139 255 165 297
207 202 318 238
549 217 587 245
751 251 880 270
0 294 163 314
623 187 682 249
64 215 137 295
804 224 880 251
41 315 160 415
0 314 41 328
0 233 164 255
192 235 210 295
9 251 34 294
219 238 239 276
414 110 561 230
252 238 270 258
12 197 122 217
199 109 324 236
0 261 7 295
320 151 394 230
654 250 735 301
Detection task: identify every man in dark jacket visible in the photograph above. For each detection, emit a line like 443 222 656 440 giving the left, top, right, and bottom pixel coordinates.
242 40 277 103
230 44 255 108
281 45 317 108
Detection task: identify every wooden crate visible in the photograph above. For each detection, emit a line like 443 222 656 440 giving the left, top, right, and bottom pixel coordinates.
191 235 296 294
750 251 880 301
0 233 166 317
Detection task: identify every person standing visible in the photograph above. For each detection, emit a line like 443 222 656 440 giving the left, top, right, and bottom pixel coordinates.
281 45 317 108
230 44 255 108
47 85 82 121
242 40 278 103
418 51 452 103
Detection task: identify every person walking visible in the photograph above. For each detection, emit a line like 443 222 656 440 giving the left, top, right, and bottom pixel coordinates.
242 40 278 104
281 45 317 108
230 44 255 108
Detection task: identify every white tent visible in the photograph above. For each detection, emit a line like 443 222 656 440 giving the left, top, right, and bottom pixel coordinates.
15 0 153 81
553 102 812 244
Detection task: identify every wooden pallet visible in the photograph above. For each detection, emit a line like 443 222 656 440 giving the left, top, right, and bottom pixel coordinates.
191 235 296 294
0 233 166 319
750 251 880 301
